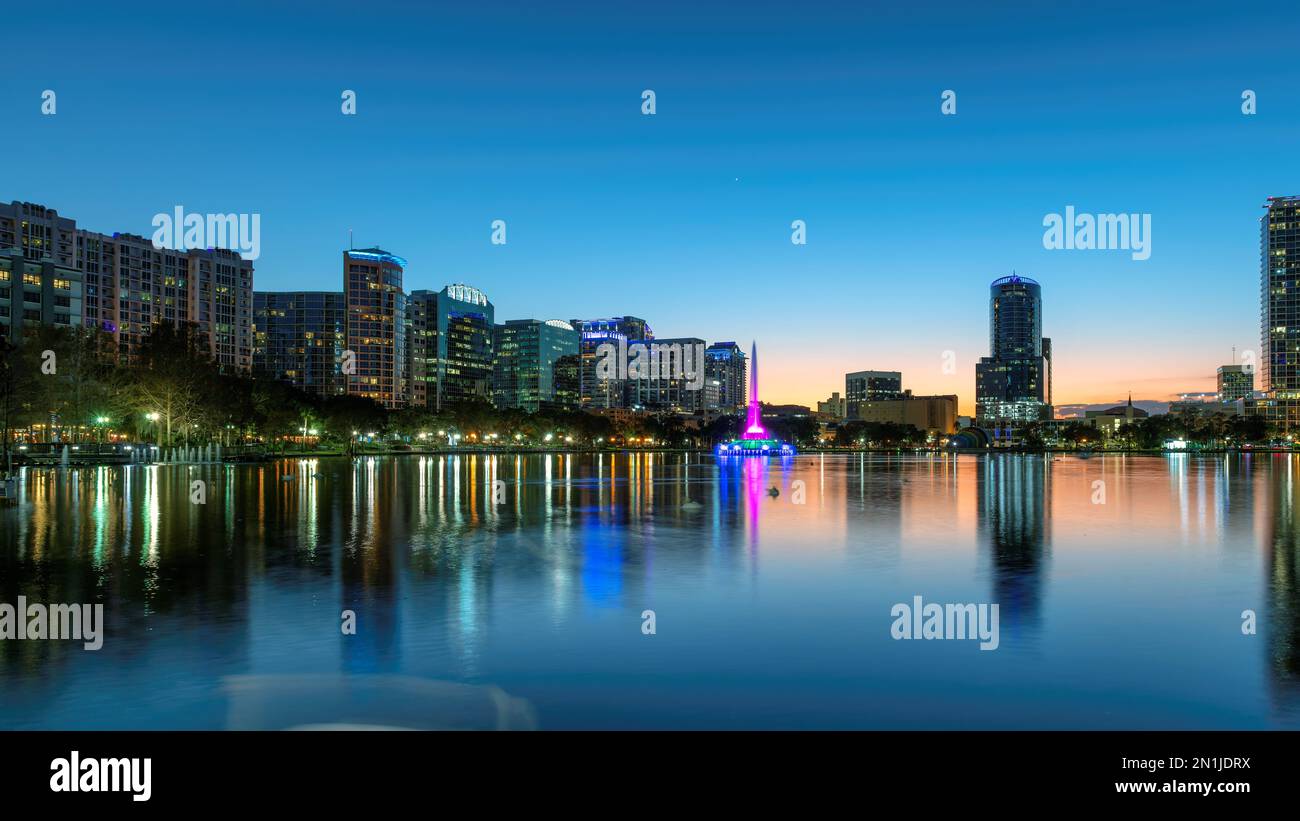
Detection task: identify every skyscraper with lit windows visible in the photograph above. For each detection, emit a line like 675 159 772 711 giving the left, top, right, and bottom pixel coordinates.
344 247 407 408
975 274 1052 423
408 284 495 410
1256 196 1300 431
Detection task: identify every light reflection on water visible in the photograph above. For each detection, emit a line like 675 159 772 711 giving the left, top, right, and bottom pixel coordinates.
1 451 1299 729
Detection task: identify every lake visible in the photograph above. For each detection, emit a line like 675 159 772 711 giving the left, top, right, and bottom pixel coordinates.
1 451 1297 729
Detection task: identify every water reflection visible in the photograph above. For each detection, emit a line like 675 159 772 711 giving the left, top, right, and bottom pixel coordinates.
978 454 1048 633
1 452 1299 728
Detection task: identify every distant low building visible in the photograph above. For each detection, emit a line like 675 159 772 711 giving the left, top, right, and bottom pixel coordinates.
846 370 902 408
763 403 814 419
817 391 847 420
1084 395 1148 433
1167 400 1241 418
1217 364 1253 402
849 393 957 435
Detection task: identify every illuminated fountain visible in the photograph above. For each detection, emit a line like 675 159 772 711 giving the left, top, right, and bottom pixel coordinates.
716 342 795 457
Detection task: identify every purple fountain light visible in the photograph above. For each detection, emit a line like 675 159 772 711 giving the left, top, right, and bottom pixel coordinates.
741 341 769 440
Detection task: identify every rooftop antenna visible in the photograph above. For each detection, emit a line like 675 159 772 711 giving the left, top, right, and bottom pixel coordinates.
349 228 354 250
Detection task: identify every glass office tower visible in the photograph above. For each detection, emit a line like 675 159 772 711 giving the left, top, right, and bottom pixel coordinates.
492 319 580 412
1258 196 1300 431
409 284 495 410
252 290 347 396
975 274 1052 422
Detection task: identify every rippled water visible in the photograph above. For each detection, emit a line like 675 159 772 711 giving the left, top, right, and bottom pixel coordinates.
2 452 1298 729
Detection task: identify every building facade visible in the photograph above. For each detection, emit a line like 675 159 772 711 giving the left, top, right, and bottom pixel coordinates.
409 284 495 410
625 337 708 413
0 249 82 343
704 341 747 413
1257 196 1300 431
846 370 903 402
571 316 654 409
850 393 958 435
818 391 848 420
252 291 348 396
344 248 408 408
975 274 1052 422
0 201 254 370
492 319 580 412
1217 363 1253 402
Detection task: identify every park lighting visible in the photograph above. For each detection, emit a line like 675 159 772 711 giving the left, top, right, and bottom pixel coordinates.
95 416 109 425
544 433 554 442
514 433 523 441
146 412 159 422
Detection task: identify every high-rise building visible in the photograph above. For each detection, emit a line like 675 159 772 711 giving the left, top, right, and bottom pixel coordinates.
846 370 903 402
704 341 747 413
553 353 581 411
0 249 82 343
1218 363 1253 403
492 319 580 412
1257 196 1300 431
845 370 902 419
571 316 653 408
409 284 494 410
0 201 254 370
626 337 708 413
344 248 408 408
252 291 348 396
975 274 1052 422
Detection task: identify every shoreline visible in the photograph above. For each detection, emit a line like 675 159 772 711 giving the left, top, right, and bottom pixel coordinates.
7 446 1299 468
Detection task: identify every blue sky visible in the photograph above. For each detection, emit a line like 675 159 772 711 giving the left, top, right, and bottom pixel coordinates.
3 0 1298 412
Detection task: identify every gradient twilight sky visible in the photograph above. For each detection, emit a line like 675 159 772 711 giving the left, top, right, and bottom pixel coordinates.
4 0 1298 415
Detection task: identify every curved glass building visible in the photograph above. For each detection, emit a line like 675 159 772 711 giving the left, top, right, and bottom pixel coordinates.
975 274 1052 423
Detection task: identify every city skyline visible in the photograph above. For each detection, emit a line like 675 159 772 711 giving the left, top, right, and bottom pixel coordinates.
0 190 1279 419
6 1 1299 414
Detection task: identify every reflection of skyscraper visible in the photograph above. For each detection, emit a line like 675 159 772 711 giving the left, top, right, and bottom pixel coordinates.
1264 460 1300 713
975 275 1052 423
977 454 1049 629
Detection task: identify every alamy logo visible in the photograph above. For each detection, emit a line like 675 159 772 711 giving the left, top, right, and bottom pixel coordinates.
595 340 705 390
152 206 261 260
1042 205 1150 261
50 751 151 802
890 595 1000 650
0 597 103 650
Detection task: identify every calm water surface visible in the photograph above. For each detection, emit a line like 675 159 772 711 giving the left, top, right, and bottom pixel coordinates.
2 452 1299 729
